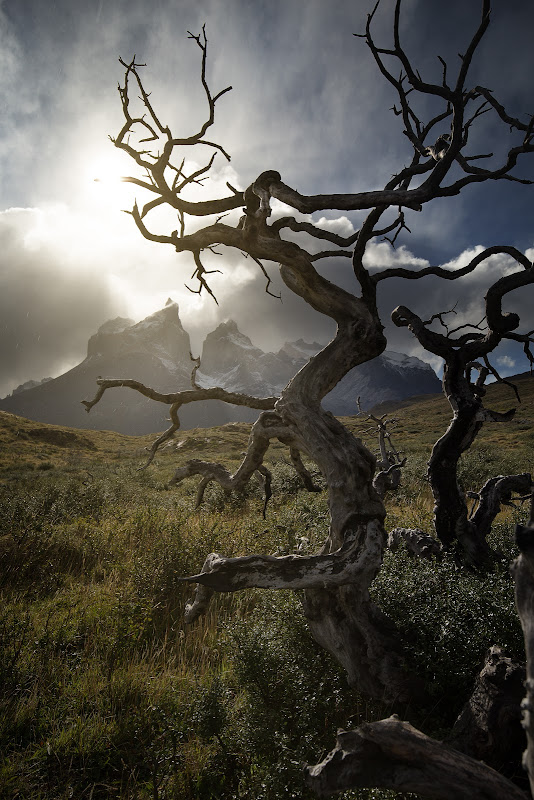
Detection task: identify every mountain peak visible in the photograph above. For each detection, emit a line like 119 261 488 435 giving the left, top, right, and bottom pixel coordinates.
281 339 323 361
133 301 181 328
86 301 189 362
213 319 239 334
97 317 135 336
0 302 441 434
199 319 265 388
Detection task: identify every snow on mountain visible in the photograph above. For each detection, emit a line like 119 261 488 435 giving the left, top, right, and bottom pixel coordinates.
86 301 191 372
382 351 429 371
197 320 299 397
323 352 441 415
280 339 323 362
11 377 53 396
0 303 441 434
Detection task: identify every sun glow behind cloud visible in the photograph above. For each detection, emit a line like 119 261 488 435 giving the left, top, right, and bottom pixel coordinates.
86 152 137 211
1 0 533 397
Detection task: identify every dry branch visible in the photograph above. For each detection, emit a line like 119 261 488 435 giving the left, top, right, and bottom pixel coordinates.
81 377 277 414
181 518 383 594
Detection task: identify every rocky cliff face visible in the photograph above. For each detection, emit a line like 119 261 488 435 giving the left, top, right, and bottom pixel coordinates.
0 302 441 434
323 350 443 415
86 301 191 368
197 320 299 397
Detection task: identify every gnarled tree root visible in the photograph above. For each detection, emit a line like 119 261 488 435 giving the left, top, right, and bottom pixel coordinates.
168 410 320 514
388 527 442 558
305 715 528 799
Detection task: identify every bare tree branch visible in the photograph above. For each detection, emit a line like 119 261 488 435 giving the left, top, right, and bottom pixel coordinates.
82 378 277 414
376 245 531 284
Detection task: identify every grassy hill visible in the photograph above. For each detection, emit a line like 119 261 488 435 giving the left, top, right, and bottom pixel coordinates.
0 376 532 799
3 370 532 476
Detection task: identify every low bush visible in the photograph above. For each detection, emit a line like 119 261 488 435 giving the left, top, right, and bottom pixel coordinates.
0 435 530 798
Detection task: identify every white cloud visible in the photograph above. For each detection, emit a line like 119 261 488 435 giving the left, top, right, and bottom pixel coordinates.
1 0 534 396
497 355 516 369
363 242 429 270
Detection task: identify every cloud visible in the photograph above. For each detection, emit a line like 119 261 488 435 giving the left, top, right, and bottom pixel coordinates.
0 208 118 396
1 0 534 396
363 242 429 270
497 355 516 370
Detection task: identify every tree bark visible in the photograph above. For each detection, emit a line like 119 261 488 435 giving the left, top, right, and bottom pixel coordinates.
449 645 527 788
305 715 527 799
513 504 534 798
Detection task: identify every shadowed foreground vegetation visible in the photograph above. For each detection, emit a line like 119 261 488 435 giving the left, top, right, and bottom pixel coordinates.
1 375 533 799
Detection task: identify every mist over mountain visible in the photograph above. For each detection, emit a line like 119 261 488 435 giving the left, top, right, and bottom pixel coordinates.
0 302 441 435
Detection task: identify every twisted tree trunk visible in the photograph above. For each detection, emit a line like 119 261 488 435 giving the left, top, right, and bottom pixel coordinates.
178 285 419 701
393 295 533 564
513 503 534 798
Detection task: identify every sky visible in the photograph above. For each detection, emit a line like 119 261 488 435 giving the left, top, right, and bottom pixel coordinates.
1 0 533 397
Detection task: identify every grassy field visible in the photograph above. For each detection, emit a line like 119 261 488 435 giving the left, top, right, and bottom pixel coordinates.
1 375 533 799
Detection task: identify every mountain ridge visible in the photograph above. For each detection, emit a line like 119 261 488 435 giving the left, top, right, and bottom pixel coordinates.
2 371 531 474
0 302 442 435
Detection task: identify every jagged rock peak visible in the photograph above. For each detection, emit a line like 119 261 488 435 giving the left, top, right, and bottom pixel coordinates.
211 319 240 335
200 319 262 376
132 300 182 329
12 377 53 396
97 317 135 335
281 339 323 361
86 300 190 361
204 320 258 349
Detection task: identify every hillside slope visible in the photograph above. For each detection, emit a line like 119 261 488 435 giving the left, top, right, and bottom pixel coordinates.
2 372 532 476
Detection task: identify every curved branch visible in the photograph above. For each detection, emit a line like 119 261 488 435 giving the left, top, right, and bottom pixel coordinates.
469 474 532 540
474 86 534 134
485 262 534 333
289 446 322 493
271 217 361 246
81 378 277 413
168 411 318 522
269 180 425 213
376 244 531 284
181 517 384 596
81 378 278 471
138 402 181 471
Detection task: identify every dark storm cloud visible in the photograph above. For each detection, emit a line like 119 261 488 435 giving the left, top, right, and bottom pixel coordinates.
0 0 533 394
0 209 118 396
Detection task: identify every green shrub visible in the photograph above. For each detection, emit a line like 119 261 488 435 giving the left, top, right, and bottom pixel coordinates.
371 527 524 726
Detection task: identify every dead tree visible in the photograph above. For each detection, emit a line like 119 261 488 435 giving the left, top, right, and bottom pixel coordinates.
83 0 534 704
392 284 534 563
354 402 406 498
